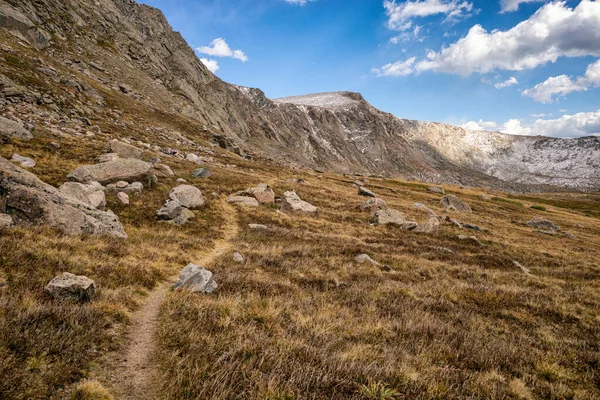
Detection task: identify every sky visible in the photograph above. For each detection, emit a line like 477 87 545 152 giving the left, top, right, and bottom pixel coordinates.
139 0 600 138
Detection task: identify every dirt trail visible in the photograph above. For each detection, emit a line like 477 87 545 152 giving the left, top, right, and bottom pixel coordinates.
102 200 239 400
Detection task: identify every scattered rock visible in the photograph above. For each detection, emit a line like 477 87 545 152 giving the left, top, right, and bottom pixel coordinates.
44 272 95 302
372 209 417 230
0 213 14 229
411 203 437 216
118 83 133 94
479 194 490 200
248 223 268 230
429 246 455 254
414 216 440 233
153 163 174 177
428 186 445 194
360 197 387 213
358 186 376 197
172 264 217 293
47 142 61 152
280 191 317 213
0 116 33 140
513 261 532 275
168 208 195 226
117 192 129 205
233 252 245 263
355 253 392 271
353 180 364 187
157 200 183 220
11 153 35 168
440 195 472 213
97 153 119 163
109 139 143 159
186 153 199 163
227 196 259 207
526 217 560 231
0 157 126 238
0 3 50 49
176 178 187 183
249 183 275 204
193 167 211 178
168 185 205 209
58 181 106 210
68 158 156 187
463 223 482 232
457 235 480 244
106 181 143 195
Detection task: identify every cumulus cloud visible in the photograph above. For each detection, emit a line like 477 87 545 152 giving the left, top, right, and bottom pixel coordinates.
196 38 248 62
494 76 518 89
522 59 600 103
500 0 546 13
384 0 473 31
199 58 219 73
375 1 600 77
372 57 416 77
462 109 600 138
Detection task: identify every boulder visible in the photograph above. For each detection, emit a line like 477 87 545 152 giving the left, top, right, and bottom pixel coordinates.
168 208 194 226
358 186 376 197
173 264 217 293
372 209 417 230
353 180 365 187
58 181 106 210
414 216 440 233
0 157 126 238
68 158 155 187
105 181 143 195
157 200 182 220
213 134 246 157
249 183 275 204
280 191 317 213
109 140 143 159
227 196 259 207
168 185 205 209
97 153 119 163
0 213 13 229
44 273 95 302
153 163 174 177
117 192 129 205
440 195 472 213
428 186 445 194
193 167 211 178
411 203 437 217
11 153 35 168
233 252 245 263
526 217 560 231
186 153 199 163
0 116 32 140
0 2 50 49
360 197 387 213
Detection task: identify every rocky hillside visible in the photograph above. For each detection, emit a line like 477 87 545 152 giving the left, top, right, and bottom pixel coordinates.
1 0 599 192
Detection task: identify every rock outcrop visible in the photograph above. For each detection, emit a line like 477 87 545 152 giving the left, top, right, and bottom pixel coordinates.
0 116 32 141
0 157 126 238
68 159 155 187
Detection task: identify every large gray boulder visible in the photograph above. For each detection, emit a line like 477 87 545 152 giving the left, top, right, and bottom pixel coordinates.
0 116 32 141
440 195 472 213
280 191 317 213
0 157 126 238
372 209 417 230
109 140 143 159
67 158 155 187
173 264 217 293
168 185 205 209
58 181 106 210
44 272 95 302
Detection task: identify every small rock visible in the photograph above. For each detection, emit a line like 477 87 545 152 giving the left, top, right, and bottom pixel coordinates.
0 213 14 229
414 216 440 233
280 191 317 213
227 196 259 207
478 194 490 200
186 153 199 163
172 264 217 293
58 181 106 210
249 183 275 204
513 260 532 275
193 168 211 178
233 252 245 263
463 223 482 232
116 181 129 189
106 181 143 195
157 200 183 220
355 253 392 271
428 186 445 194
440 195 472 213
248 224 268 230
0 116 33 140
360 197 387 213
176 178 187 183
429 246 455 254
153 163 174 177
44 272 95 302
411 203 437 216
168 208 195 225
526 217 560 231
169 185 205 209
117 192 129 205
109 139 143 159
358 186 376 197
118 83 133 94
11 153 35 168
457 235 480 244
372 209 417 230
97 153 119 163
47 142 60 151
353 180 364 187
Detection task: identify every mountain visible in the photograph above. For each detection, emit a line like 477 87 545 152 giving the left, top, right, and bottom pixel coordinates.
1 0 599 192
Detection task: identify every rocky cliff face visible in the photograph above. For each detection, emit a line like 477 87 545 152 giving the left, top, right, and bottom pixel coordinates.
1 0 598 191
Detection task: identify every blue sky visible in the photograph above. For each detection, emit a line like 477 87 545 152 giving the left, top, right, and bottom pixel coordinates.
139 0 600 138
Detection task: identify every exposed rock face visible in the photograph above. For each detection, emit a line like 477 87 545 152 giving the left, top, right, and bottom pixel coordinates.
68 159 155 186
173 264 217 293
59 181 106 210
44 272 95 302
440 195 472 213
109 140 143 159
0 1 50 49
0 116 32 141
280 191 317 213
0 157 127 238
372 209 417 230
526 217 560 231
168 185 204 209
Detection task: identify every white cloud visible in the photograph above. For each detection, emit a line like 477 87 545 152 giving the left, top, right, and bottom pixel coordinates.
522 59 600 103
372 57 416 77
462 109 600 138
384 0 473 31
375 1 600 77
282 0 313 4
494 76 518 89
500 0 546 13
196 38 248 62
199 58 219 73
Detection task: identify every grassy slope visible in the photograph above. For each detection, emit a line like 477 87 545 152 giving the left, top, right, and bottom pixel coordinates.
0 33 599 400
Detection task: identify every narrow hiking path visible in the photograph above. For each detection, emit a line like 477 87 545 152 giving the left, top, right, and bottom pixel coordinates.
100 199 240 400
